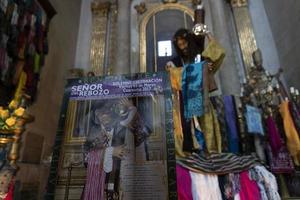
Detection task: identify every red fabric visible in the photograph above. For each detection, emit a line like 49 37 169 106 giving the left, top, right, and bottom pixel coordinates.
239 171 261 200
176 165 193 200
4 181 14 200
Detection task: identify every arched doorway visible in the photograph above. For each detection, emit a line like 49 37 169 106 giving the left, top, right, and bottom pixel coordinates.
139 4 194 72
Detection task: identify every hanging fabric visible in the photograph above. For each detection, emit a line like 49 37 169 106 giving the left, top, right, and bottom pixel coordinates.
182 61 205 119
266 145 294 173
279 101 300 166
245 105 265 135
189 172 223 200
239 171 261 200
177 153 261 175
176 165 193 200
249 166 281 200
266 116 283 156
210 96 229 152
199 102 222 153
223 96 240 153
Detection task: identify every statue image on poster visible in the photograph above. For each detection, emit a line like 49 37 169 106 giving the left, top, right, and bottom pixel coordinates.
82 97 153 199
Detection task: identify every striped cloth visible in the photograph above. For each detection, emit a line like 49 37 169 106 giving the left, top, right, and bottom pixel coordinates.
177 153 261 175
84 150 106 200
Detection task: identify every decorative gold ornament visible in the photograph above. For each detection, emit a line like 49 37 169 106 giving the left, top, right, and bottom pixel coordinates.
90 1 111 76
134 2 147 15
230 0 248 7
192 0 202 6
162 0 177 3
0 97 34 168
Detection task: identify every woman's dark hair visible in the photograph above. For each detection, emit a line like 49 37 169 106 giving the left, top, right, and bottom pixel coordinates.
172 28 205 64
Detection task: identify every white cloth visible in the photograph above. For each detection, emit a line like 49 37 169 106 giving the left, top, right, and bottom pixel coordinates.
103 129 114 173
104 147 113 173
234 194 241 200
190 171 223 200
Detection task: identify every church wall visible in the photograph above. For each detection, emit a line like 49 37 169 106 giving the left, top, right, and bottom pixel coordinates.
15 0 82 199
248 0 281 74
262 0 300 89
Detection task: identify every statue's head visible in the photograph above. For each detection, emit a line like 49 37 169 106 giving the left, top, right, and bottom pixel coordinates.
173 29 189 56
173 28 204 63
252 49 263 70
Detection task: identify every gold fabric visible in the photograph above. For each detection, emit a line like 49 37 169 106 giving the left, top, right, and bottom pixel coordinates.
279 101 300 166
172 91 185 157
169 67 183 91
202 39 226 73
14 71 27 100
199 102 222 153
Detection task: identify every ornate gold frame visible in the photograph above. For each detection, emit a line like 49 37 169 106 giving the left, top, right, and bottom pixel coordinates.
65 100 91 144
139 3 194 72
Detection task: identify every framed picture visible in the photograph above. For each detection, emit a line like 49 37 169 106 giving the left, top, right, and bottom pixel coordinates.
46 72 177 200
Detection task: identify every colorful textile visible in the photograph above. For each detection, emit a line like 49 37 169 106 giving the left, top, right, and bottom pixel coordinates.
3 180 14 200
202 39 226 74
14 70 27 100
210 96 229 152
194 128 206 151
177 153 261 175
223 96 239 153
266 145 294 173
218 175 234 200
245 105 264 135
169 67 183 91
172 91 185 157
289 102 300 135
176 165 193 200
279 101 300 166
182 61 205 119
234 96 255 154
266 116 283 156
250 166 281 200
239 171 261 200
199 102 222 153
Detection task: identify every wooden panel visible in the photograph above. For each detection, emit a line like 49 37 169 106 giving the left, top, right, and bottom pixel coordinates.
21 132 44 164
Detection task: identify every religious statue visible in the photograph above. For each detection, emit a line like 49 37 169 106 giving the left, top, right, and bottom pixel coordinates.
82 98 151 200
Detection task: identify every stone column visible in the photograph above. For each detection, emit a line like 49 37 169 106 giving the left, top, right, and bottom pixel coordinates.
113 0 131 75
208 0 242 95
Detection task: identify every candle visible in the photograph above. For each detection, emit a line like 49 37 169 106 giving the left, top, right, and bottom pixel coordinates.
296 89 299 96
290 87 295 94
276 84 280 89
243 78 247 84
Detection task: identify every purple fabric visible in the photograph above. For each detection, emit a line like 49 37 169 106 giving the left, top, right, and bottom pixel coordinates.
223 96 240 153
266 116 283 156
176 164 193 200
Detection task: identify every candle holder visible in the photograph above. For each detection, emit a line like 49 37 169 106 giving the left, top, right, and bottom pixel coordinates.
0 96 34 169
